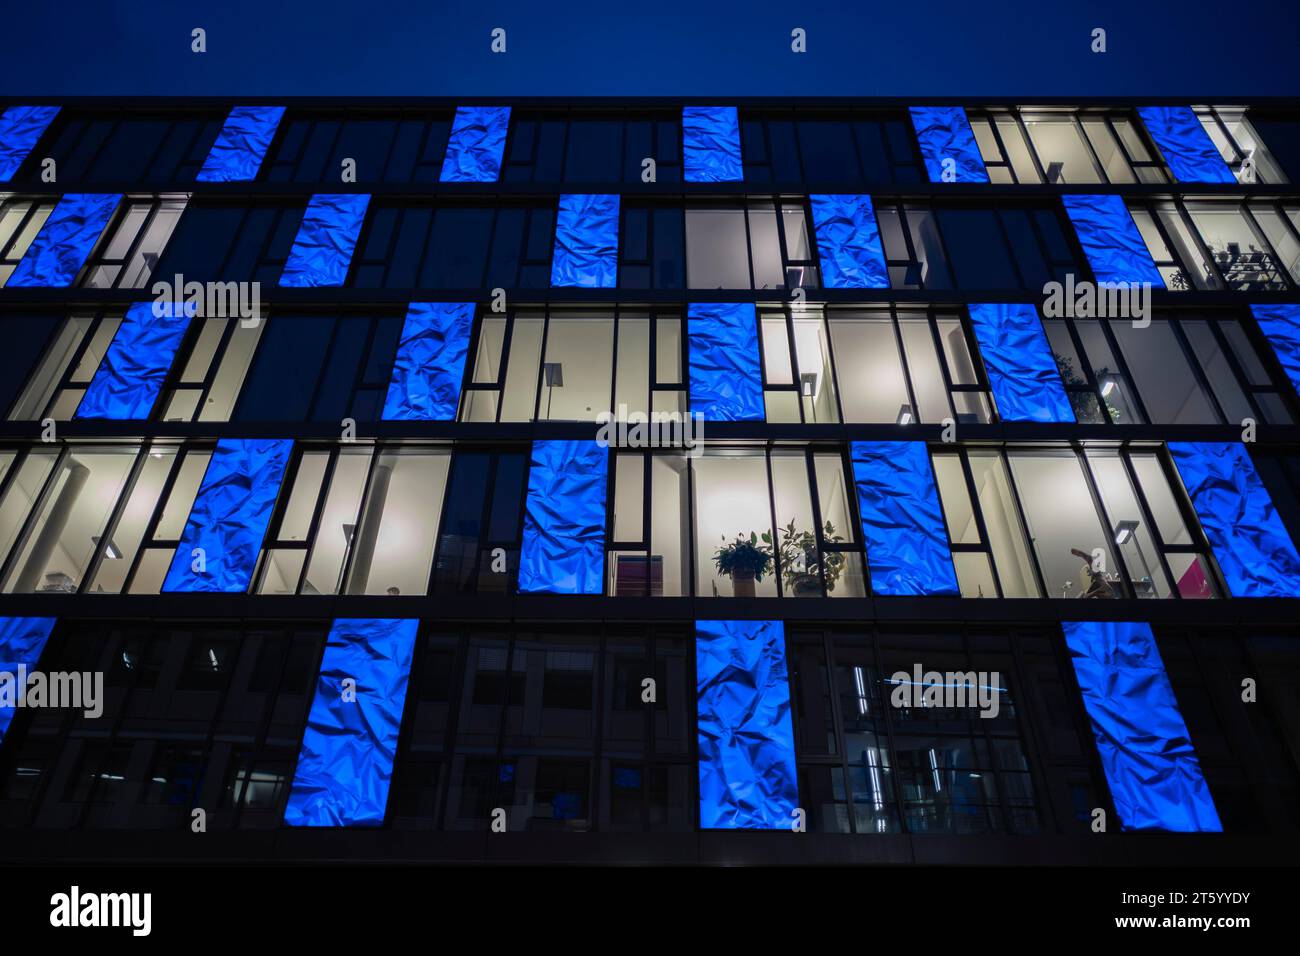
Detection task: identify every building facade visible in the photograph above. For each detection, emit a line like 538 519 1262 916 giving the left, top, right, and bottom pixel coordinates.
1 99 1299 864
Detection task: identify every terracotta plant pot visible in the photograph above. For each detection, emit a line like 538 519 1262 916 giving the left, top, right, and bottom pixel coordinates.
731 571 756 598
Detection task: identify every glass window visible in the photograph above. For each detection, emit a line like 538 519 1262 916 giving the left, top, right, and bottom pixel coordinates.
81 196 187 290
159 316 266 423
2 446 139 593
1249 201 1300 284
1185 201 1289 292
829 315 910 422
1007 450 1119 599
342 448 451 596
88 444 179 594
1108 321 1218 424
1022 114 1103 183
649 455 690 597
828 308 991 425
692 451 775 598
538 314 614 421
686 208 750 289
300 448 373 596
9 314 100 420
684 203 815 290
1085 450 1174 599
611 448 859 598
0 197 56 287
965 450 1039 598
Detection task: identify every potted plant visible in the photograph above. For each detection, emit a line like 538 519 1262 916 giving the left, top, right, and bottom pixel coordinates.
778 519 847 596
712 532 774 598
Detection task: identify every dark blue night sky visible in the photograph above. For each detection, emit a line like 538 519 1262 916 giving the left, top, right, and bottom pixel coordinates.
3 0 1297 97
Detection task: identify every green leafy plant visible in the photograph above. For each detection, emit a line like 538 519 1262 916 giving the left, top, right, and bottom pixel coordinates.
1054 352 1124 423
713 531 774 581
778 520 847 594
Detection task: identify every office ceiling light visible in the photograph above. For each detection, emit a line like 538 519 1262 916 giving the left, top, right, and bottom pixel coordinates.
1114 519 1140 545
91 535 122 559
897 404 914 425
799 372 818 397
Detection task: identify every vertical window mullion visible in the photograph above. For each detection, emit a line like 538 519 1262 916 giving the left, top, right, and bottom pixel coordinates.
1117 447 1183 597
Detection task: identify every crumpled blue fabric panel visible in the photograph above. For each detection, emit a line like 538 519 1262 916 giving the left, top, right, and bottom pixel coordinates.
162 438 294 593
518 440 608 594
1167 441 1300 598
381 301 474 421
1062 194 1165 287
0 106 59 181
279 193 370 287
1250 304 1300 399
284 617 418 827
0 617 57 740
909 106 990 183
683 106 743 183
550 193 619 288
850 441 959 596
196 106 285 182
75 301 193 420
696 619 799 830
1137 106 1235 184
968 302 1075 423
1063 620 1223 832
6 193 122 288
687 301 765 422
439 106 511 183
809 194 890 289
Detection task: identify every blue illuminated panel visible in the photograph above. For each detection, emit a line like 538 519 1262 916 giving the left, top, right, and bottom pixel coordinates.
0 106 59 181
696 619 798 830
75 301 192 420
162 438 294 593
440 106 511 183
809 194 889 289
1062 194 1164 287
1063 620 1222 832
850 441 959 596
909 106 990 183
279 194 370 287
550 194 619 288
381 301 475 421
6 193 122 287
1167 441 1300 598
687 302 764 422
196 106 285 183
683 106 743 183
1137 106 1235 184
968 303 1074 423
518 440 608 595
284 618 418 827
0 617 57 741
1250 304 1300 399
